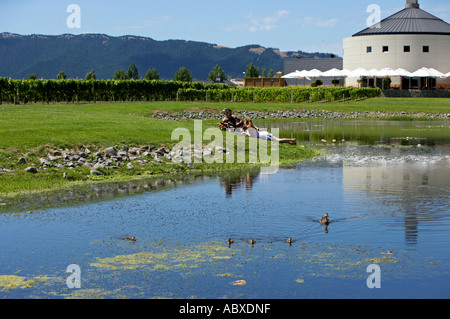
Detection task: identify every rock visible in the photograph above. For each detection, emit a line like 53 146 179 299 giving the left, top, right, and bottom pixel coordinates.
104 147 117 156
90 169 104 176
128 148 138 155
39 158 52 166
18 157 27 164
94 163 106 170
127 163 134 170
25 167 38 173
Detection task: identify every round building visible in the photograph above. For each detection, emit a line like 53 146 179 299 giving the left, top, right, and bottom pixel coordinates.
343 0 450 89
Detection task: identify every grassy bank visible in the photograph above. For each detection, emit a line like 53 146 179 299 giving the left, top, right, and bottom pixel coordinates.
0 100 320 196
0 97 447 196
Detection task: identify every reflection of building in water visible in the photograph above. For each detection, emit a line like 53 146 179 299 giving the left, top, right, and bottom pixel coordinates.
343 160 450 245
219 171 260 197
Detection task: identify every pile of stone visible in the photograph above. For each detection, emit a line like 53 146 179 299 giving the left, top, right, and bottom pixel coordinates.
19 145 173 175
14 144 231 175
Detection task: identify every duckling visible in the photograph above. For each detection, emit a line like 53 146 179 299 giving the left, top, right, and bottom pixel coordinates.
248 238 256 245
123 236 136 242
320 213 330 225
227 238 234 246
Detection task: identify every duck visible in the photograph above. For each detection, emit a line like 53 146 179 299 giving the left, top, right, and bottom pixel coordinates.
320 213 330 225
286 237 293 246
123 236 136 242
227 238 234 246
248 238 256 245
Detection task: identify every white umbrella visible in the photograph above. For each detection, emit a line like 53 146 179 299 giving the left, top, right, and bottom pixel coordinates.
305 69 324 78
282 70 311 86
410 67 444 78
322 68 348 86
395 68 412 77
281 71 302 78
348 68 374 77
410 67 445 90
374 67 399 77
321 68 345 77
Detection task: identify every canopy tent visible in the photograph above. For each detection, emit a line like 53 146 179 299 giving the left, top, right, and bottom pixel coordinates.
410 67 445 78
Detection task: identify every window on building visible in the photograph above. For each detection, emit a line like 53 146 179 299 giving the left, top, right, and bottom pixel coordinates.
382 46 389 53
404 46 410 52
367 46 372 53
423 46 430 53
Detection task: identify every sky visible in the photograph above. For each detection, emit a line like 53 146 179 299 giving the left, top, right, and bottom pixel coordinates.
0 0 449 55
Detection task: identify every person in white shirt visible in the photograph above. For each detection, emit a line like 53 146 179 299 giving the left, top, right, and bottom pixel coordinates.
243 118 296 145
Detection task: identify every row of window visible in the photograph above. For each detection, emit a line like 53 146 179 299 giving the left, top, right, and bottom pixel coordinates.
366 45 430 53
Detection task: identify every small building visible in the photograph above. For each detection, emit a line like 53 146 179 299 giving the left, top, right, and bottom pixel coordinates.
343 0 450 89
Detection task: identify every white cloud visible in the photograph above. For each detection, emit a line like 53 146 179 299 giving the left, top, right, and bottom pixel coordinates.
222 10 289 33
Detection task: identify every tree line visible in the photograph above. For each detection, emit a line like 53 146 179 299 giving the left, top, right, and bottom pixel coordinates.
0 78 230 104
25 63 275 82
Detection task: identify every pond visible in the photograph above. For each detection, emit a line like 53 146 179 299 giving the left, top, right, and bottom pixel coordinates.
0 120 449 299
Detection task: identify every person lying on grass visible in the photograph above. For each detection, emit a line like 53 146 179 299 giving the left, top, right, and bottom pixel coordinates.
221 108 244 130
243 118 297 145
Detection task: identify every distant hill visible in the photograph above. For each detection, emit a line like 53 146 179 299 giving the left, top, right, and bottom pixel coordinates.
0 32 337 80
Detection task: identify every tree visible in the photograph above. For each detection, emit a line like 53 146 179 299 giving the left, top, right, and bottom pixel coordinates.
268 69 274 77
28 73 38 80
57 71 67 80
245 63 259 78
261 68 267 77
85 70 96 81
174 66 192 82
113 69 129 80
207 65 226 82
144 69 160 80
127 62 139 80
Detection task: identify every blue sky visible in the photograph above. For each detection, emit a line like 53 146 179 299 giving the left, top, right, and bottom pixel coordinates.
1 0 449 55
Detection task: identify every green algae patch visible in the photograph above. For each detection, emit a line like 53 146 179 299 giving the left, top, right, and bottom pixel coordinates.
358 256 398 264
90 242 236 272
0 274 54 291
90 251 169 270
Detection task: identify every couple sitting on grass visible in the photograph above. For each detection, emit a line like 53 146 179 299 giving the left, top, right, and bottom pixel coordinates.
220 108 296 145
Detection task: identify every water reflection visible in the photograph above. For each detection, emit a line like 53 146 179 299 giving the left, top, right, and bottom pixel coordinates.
219 171 259 197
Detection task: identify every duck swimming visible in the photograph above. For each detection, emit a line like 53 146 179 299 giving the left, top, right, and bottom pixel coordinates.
320 213 330 225
286 237 293 246
227 238 234 246
123 236 136 242
248 238 256 245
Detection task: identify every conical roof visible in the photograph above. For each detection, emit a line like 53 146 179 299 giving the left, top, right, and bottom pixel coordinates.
353 6 450 37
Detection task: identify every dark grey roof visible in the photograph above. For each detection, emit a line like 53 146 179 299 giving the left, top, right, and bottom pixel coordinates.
353 7 450 37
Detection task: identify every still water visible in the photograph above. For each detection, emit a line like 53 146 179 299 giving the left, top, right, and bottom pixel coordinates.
0 120 449 299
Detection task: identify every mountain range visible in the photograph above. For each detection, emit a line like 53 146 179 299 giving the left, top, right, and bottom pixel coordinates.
0 32 336 80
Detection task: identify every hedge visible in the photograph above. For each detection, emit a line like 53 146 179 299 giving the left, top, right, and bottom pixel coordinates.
0 78 230 104
0 78 380 104
177 87 381 103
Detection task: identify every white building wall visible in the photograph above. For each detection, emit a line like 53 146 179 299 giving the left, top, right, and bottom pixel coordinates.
343 34 450 87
